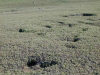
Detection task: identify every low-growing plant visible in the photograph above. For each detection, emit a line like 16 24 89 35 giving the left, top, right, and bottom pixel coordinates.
40 60 58 68
58 21 65 25
40 61 51 68
82 13 96 16
68 24 75 27
19 29 26 32
27 55 58 68
73 35 80 42
45 25 52 28
27 56 40 68
62 15 68 17
82 28 88 31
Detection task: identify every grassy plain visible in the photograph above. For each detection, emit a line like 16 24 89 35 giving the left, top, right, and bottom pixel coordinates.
0 0 100 75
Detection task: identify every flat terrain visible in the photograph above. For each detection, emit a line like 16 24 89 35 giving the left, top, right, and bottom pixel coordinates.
0 0 100 75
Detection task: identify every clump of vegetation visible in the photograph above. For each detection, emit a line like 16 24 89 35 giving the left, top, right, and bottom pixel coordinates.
19 28 36 33
62 15 68 17
19 28 26 32
94 72 99 75
82 28 88 31
40 60 58 68
27 55 58 68
68 24 75 27
58 21 65 25
45 25 52 28
70 13 96 16
50 60 58 66
27 56 40 68
68 24 73 27
73 35 80 42
82 13 96 16
27 58 38 67
40 61 51 68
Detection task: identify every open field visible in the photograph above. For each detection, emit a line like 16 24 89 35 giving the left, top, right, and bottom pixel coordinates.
0 0 100 75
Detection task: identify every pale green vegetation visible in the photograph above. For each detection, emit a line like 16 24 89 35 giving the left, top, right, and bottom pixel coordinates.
0 0 100 75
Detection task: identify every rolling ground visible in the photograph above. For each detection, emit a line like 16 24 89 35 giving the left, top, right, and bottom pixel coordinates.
0 0 100 75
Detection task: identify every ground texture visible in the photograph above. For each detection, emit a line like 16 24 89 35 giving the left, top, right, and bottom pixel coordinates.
0 0 100 75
